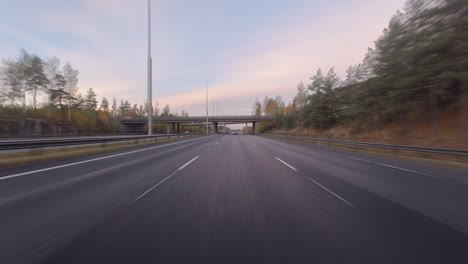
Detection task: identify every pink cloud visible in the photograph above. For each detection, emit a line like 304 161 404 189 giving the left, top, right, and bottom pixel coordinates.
12 0 406 115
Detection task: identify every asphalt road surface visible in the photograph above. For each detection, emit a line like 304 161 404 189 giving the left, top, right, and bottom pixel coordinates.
1 135 468 264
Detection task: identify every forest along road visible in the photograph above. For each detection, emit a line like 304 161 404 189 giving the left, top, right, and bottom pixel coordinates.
0 134 468 264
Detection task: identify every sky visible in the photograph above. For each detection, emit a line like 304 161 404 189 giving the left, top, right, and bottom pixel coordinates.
0 0 406 116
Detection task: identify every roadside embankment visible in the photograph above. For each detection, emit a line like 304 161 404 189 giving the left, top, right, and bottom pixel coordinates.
262 134 468 170
0 135 203 169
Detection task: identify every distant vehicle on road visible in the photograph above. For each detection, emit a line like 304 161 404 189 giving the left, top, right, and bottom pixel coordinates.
232 131 238 135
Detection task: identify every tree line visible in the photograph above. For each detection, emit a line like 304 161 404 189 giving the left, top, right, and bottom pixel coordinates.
0 49 189 134
253 0 468 133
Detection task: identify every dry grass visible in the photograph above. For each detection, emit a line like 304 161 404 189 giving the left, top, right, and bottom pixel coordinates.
266 135 468 171
0 136 200 169
328 143 468 170
271 110 468 150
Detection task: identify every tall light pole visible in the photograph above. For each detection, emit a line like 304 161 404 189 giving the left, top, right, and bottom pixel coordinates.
147 0 153 135
205 80 209 135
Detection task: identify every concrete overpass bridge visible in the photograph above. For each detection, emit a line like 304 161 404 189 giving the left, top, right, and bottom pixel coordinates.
120 115 274 134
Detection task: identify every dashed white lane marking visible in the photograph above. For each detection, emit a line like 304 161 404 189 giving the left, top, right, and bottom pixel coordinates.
328 152 447 181
177 155 200 171
133 155 200 202
275 157 298 172
0 137 207 182
306 177 356 208
214 142 219 146
252 142 256 146
132 171 178 202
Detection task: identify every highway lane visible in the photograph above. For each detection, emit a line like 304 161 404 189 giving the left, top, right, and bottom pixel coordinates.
45 135 468 263
0 135 467 263
253 135 468 233
0 135 220 264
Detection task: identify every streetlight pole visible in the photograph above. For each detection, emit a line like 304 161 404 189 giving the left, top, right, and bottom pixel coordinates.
147 0 153 135
206 80 209 135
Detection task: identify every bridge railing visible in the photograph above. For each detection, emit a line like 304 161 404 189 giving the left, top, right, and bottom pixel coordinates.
120 115 274 122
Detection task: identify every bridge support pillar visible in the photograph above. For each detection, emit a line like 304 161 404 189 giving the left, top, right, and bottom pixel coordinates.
252 121 257 135
166 123 171 134
171 123 176 134
176 123 180 134
213 122 219 133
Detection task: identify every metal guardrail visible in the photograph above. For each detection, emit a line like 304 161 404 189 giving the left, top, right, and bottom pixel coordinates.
263 134 468 156
0 134 204 151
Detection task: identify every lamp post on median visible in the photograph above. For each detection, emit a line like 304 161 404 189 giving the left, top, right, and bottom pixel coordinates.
147 0 153 135
206 80 209 135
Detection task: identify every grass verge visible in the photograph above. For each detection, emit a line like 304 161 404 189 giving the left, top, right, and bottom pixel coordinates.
263 135 468 171
0 136 201 169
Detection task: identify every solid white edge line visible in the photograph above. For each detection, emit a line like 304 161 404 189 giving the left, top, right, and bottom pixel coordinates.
306 177 356 208
0 137 208 181
346 156 372 163
275 157 298 172
328 152 447 180
177 156 200 171
376 163 447 180
328 152 371 163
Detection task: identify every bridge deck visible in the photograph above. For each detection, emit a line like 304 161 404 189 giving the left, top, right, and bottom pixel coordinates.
120 116 273 124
